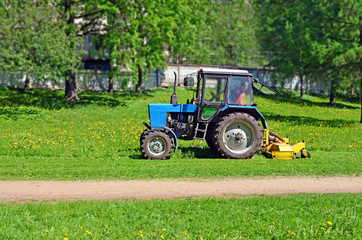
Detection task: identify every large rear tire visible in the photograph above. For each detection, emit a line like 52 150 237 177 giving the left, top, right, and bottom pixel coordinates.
140 130 172 160
213 113 262 159
205 123 216 151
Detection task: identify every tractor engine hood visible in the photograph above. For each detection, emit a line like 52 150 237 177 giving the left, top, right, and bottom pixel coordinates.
149 104 197 128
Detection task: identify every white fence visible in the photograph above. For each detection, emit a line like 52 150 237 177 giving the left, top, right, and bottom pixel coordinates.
160 64 329 94
0 64 328 94
0 70 156 91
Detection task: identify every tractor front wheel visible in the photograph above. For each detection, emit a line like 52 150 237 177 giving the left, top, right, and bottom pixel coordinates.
213 113 262 159
140 130 172 160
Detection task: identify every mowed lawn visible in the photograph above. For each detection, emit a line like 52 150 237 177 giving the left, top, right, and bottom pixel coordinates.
0 194 360 239
0 87 361 180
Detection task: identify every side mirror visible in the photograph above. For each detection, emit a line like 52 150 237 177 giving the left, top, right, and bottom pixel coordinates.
184 77 194 87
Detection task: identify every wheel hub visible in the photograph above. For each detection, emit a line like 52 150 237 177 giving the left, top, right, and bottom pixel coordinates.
225 128 247 149
149 137 166 155
223 121 255 154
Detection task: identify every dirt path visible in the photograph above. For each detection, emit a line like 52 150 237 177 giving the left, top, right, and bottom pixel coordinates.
1 177 361 203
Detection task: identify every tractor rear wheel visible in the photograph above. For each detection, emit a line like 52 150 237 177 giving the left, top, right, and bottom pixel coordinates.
140 130 172 160
205 123 216 151
213 113 262 159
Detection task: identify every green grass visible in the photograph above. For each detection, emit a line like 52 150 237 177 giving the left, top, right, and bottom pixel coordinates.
0 151 360 180
0 194 360 239
0 87 361 180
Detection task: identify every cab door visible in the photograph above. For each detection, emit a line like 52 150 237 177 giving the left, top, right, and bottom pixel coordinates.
197 74 227 122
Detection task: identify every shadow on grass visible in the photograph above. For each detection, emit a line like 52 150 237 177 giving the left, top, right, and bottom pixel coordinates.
128 147 220 160
176 147 221 159
129 154 144 160
263 113 357 127
0 87 155 119
259 90 359 110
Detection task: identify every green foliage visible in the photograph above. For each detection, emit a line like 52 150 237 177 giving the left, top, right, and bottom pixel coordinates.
257 0 361 99
0 0 82 81
186 0 262 67
102 0 183 92
0 194 360 239
0 87 360 180
166 0 208 65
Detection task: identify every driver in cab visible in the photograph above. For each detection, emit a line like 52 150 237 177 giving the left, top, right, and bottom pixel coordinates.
228 80 249 105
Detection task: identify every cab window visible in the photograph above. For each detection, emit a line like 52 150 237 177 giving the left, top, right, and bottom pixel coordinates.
228 77 252 105
204 76 226 103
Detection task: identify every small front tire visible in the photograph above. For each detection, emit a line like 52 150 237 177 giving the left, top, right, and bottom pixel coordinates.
140 130 172 160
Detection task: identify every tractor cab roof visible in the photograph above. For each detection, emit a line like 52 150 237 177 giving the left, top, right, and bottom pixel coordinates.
199 68 252 77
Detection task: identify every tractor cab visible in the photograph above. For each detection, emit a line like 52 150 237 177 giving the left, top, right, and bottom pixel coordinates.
194 69 255 123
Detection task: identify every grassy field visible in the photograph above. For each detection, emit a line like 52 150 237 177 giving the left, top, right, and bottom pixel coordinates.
0 87 361 180
0 194 360 239
0 87 361 239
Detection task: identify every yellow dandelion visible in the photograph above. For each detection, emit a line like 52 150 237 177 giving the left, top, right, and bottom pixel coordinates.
327 221 332 226
160 235 164 239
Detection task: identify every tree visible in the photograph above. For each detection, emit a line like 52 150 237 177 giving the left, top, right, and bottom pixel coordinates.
257 0 318 97
166 0 208 85
185 0 261 67
307 0 361 106
102 0 183 93
56 0 105 100
0 0 81 89
257 0 361 103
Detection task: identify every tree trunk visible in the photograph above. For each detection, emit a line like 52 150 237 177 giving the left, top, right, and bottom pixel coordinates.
65 70 79 101
136 65 143 93
360 22 362 123
350 79 354 95
108 71 113 94
300 74 304 97
360 76 361 123
24 73 30 90
329 80 336 106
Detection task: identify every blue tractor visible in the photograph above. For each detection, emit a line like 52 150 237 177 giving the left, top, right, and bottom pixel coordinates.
140 69 310 160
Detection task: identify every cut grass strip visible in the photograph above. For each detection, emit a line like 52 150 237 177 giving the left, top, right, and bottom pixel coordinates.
0 150 360 180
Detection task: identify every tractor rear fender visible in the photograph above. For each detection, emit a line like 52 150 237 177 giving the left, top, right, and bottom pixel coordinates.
215 106 269 130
